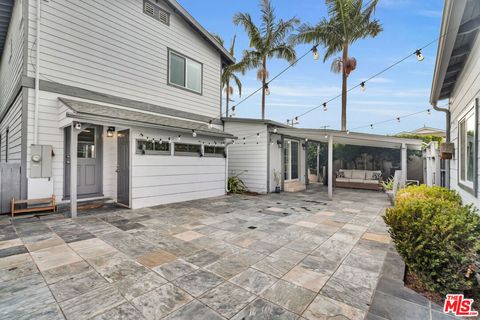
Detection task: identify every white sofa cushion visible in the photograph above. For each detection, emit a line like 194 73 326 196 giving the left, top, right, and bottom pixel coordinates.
364 180 380 184
351 170 366 179
342 170 353 179
336 178 350 183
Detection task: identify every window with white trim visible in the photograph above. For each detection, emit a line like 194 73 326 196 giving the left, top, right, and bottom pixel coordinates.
168 50 203 94
204 145 225 157
174 143 201 156
459 108 476 189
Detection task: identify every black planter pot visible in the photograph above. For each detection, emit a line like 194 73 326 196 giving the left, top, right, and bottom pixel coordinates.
275 186 281 193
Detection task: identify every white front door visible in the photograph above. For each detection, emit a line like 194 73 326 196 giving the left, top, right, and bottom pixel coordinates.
284 140 299 181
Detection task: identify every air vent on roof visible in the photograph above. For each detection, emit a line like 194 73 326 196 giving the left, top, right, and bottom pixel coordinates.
143 0 170 26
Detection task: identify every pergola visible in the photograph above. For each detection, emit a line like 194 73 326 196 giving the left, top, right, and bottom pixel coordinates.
274 128 424 200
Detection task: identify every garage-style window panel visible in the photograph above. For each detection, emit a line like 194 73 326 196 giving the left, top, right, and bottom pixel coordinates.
168 50 203 94
174 143 201 156
459 107 476 190
136 139 170 155
204 145 225 157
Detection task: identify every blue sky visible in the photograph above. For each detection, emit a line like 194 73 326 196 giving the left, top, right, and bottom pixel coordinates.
178 0 444 134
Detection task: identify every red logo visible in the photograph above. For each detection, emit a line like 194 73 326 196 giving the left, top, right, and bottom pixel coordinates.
443 294 478 317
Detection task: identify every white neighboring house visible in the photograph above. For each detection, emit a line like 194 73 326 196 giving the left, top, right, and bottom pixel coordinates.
0 0 235 215
397 126 446 139
430 0 480 206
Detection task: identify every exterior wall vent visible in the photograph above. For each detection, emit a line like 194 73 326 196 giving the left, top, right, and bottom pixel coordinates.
143 0 170 26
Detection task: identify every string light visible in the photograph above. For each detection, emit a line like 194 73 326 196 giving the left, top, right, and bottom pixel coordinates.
243 137 246 144
323 103 327 112
192 130 197 137
208 120 213 129
264 83 270 96
370 124 374 129
346 130 350 134
177 135 181 141
312 45 320 60
415 49 424 62
427 109 431 115
360 82 366 92
397 117 400 123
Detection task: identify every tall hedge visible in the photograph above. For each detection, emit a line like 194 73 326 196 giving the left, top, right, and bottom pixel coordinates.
384 185 480 294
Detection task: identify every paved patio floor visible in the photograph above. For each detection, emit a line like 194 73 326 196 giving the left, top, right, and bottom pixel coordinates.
0 186 394 319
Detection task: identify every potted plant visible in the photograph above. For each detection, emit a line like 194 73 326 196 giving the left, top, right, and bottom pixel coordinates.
273 169 281 193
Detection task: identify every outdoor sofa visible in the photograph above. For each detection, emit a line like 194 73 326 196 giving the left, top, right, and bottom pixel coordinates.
335 169 383 191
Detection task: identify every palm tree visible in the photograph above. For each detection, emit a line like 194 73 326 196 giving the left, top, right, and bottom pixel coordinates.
233 0 299 119
292 0 382 131
213 35 245 117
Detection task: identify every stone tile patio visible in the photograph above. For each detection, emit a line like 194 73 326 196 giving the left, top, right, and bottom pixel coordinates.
0 186 401 319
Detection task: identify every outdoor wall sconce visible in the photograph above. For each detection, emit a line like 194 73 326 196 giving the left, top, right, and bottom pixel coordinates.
277 140 283 148
107 126 116 137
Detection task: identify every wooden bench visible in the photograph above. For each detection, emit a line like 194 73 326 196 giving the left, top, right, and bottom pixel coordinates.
11 196 56 217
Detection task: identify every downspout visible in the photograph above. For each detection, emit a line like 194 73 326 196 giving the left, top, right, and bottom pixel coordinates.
431 100 451 188
34 0 41 145
266 127 270 193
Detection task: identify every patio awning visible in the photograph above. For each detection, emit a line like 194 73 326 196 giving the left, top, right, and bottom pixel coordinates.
273 128 423 150
60 98 235 139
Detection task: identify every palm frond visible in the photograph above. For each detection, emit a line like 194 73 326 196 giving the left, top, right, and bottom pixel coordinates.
233 13 263 49
211 33 224 46
269 44 297 63
229 34 237 56
231 73 243 97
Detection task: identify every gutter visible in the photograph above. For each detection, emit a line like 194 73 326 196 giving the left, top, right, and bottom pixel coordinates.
431 101 450 143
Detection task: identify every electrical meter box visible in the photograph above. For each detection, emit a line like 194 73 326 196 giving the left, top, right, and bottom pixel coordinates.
30 145 53 178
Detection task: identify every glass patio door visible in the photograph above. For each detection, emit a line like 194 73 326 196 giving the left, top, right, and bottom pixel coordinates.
284 140 299 181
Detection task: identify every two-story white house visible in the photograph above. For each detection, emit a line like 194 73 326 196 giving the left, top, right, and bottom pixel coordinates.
0 0 235 216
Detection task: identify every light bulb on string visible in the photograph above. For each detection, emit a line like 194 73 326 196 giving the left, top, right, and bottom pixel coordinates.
360 82 366 92
370 124 373 129
243 137 246 145
323 103 327 112
264 84 270 96
397 117 400 123
208 120 213 129
427 109 431 115
346 130 350 135
192 130 197 137
415 49 424 62
177 135 181 141
312 45 320 60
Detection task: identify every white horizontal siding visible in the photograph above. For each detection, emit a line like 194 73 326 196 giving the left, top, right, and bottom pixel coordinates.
27 0 222 118
448 33 480 207
224 122 268 193
0 0 24 113
0 93 22 163
130 127 226 209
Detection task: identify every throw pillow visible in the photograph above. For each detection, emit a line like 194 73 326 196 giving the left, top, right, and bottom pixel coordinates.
371 172 382 180
337 171 345 178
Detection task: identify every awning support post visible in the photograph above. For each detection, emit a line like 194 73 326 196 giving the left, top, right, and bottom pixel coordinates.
328 135 333 200
69 123 81 218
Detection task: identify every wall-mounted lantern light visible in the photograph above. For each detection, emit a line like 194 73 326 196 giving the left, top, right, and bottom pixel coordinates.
107 126 115 137
277 140 283 149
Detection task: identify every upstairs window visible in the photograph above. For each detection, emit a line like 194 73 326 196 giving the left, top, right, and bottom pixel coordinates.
168 50 203 94
143 0 170 25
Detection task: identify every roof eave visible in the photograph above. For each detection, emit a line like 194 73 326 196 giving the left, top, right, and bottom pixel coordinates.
164 0 235 65
430 0 468 105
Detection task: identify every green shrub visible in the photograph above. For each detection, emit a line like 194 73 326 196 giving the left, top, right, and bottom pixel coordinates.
384 185 480 295
228 176 247 194
381 176 394 191
395 184 462 206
